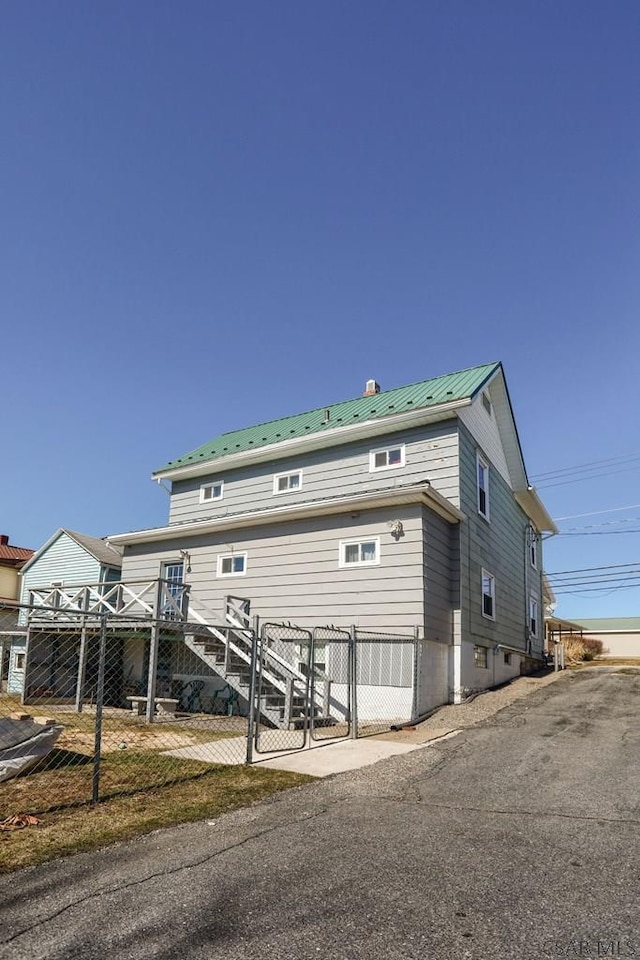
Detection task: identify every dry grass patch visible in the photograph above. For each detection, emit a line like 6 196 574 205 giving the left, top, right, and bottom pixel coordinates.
0 762 312 874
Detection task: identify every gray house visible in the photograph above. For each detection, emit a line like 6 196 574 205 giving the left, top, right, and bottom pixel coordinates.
8 529 122 696
107 361 556 711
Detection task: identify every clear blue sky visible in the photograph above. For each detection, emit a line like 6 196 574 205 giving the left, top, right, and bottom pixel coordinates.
2 1 639 618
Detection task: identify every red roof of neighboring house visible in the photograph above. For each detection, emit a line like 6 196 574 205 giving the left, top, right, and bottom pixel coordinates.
0 535 34 566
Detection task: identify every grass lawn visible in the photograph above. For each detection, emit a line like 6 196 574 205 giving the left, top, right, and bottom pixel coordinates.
0 757 312 873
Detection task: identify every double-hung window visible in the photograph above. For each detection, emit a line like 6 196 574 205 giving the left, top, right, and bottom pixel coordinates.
528 526 538 569
200 481 223 503
477 453 490 519
273 470 302 494
217 553 247 577
529 596 539 638
481 569 495 620
369 444 405 472
339 538 380 567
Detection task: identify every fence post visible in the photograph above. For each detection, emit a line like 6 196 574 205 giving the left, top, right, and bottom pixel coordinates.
560 643 565 670
75 588 91 713
411 625 420 720
92 614 108 805
554 643 559 672
20 622 33 707
349 625 358 740
245 615 260 765
146 580 164 723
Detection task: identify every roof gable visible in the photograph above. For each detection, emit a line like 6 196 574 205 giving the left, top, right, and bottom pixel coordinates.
19 528 123 576
155 361 501 476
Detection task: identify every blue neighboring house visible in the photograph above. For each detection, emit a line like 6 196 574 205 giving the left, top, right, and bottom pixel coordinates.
7 529 122 696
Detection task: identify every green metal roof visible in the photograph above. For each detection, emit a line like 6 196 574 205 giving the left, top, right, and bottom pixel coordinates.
578 618 640 633
155 361 501 475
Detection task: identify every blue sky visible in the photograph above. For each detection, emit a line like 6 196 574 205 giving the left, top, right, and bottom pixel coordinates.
2 1 639 618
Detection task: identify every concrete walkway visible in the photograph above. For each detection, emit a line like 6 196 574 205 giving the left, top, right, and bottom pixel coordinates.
165 726 460 776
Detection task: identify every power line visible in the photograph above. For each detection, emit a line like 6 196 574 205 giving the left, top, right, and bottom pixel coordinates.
537 463 640 490
546 560 640 576
555 529 640 537
554 503 640 521
531 451 640 482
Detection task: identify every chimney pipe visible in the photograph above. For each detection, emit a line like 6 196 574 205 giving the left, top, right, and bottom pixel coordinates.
363 379 381 396
0 535 9 546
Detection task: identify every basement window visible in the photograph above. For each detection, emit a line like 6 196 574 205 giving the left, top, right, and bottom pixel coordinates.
339 538 380 568
200 481 224 503
369 444 405 472
273 470 302 494
474 645 488 669
504 652 512 665
217 553 247 577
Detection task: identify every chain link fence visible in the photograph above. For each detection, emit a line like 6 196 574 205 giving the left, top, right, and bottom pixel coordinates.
0 602 420 816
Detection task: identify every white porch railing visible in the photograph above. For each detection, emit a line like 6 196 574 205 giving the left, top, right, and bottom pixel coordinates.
26 579 189 622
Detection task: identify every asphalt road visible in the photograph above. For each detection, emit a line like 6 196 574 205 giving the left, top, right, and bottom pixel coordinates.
0 668 638 960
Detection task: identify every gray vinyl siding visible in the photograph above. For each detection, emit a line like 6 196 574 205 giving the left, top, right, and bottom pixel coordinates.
458 424 541 654
167 422 460 525
20 534 104 603
121 504 426 632
422 506 455 645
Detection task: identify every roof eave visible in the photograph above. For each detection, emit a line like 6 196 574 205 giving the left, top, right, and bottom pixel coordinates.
153 399 473 482
514 487 558 535
107 483 465 547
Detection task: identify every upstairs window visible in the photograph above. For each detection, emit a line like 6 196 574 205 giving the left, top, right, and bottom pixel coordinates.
217 553 247 577
200 481 223 503
477 453 490 519
273 470 302 494
528 526 539 569
370 444 405 472
481 569 495 620
339 538 380 568
529 596 539 638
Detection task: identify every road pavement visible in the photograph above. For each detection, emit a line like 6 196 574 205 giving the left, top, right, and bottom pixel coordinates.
0 667 638 960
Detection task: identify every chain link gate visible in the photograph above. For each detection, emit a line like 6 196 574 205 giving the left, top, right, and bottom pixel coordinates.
309 626 352 741
252 624 354 753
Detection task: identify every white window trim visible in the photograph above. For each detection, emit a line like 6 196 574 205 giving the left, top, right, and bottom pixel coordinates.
477 452 490 520
529 594 539 638
216 552 248 578
481 568 496 621
273 470 303 495
528 526 538 569
200 480 224 504
339 537 381 568
15 653 26 670
369 444 406 472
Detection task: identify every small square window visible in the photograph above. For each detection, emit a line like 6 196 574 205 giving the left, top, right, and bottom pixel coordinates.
339 538 380 567
481 569 495 620
504 652 512 665
217 553 247 577
200 481 223 503
474 645 488 669
477 453 490 520
273 471 302 494
15 653 26 670
369 445 405 472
